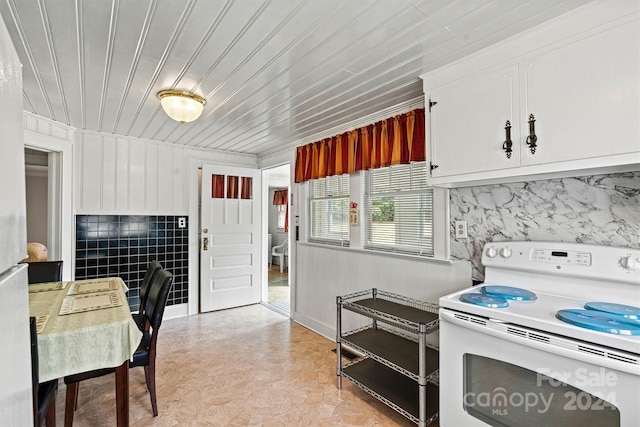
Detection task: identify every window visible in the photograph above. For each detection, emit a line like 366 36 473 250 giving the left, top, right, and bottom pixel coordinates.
309 175 350 246
364 162 433 256
277 205 287 229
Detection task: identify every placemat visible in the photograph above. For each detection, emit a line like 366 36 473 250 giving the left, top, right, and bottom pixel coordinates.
35 315 50 334
67 278 120 295
59 291 122 315
28 282 64 293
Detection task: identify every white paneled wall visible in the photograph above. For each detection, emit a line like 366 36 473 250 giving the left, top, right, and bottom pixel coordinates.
76 132 188 214
75 130 257 216
294 243 471 340
23 112 74 141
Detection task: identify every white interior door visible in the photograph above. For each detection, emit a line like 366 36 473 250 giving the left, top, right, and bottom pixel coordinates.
200 164 261 312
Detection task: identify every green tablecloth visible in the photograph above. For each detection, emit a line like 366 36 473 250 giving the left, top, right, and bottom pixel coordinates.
29 278 142 382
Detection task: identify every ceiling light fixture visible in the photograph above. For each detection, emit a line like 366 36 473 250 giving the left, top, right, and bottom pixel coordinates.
157 90 206 123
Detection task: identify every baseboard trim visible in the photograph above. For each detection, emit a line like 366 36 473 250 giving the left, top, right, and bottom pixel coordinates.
291 311 335 342
164 303 188 320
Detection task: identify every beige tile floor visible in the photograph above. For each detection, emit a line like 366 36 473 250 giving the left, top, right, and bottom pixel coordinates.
53 304 436 426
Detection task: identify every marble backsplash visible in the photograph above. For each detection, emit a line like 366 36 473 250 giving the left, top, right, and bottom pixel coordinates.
450 171 640 281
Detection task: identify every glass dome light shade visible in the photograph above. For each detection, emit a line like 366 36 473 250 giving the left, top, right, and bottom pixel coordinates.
157 90 206 123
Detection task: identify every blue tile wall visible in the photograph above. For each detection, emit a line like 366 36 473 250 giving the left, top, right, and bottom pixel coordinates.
75 215 188 310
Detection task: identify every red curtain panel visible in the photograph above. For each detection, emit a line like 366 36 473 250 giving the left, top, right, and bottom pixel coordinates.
240 177 252 199
227 176 239 199
211 174 225 198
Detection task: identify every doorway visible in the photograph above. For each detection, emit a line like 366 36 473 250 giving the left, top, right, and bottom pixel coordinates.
24 147 65 264
24 148 49 248
263 164 290 316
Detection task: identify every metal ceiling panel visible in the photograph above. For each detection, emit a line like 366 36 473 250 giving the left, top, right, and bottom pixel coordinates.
0 0 594 157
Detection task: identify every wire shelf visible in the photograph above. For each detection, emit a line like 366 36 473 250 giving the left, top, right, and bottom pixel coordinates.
340 288 439 334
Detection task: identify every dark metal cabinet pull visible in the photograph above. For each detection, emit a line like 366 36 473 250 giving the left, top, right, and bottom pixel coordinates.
502 120 513 159
526 114 537 154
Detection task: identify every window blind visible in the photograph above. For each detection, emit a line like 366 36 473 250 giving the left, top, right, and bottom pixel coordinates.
364 162 433 256
309 175 350 246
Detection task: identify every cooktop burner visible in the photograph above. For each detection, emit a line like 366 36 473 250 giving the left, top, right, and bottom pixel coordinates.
480 285 537 301
584 302 640 320
459 293 509 308
556 309 640 335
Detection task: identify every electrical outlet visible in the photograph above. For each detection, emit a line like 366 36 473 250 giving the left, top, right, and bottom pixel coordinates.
455 220 468 239
178 217 186 228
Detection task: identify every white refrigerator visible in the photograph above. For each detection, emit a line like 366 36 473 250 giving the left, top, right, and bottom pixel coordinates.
0 11 34 425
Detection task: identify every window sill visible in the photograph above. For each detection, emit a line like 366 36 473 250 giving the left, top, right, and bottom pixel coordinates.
297 241 453 265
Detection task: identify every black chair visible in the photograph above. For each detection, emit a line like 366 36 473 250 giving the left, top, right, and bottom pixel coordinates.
30 317 58 426
64 269 174 423
132 260 162 331
27 261 63 284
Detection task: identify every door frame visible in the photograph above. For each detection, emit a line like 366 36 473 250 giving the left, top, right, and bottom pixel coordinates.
261 164 291 306
258 150 297 317
23 128 74 281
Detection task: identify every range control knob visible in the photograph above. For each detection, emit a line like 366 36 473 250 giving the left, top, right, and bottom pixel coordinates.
619 256 640 271
500 247 512 259
485 247 498 258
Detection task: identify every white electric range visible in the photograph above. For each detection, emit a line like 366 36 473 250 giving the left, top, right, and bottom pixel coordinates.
439 241 640 427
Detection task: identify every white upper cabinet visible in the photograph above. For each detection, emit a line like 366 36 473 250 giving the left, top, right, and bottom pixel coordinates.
422 1 640 187
520 20 639 166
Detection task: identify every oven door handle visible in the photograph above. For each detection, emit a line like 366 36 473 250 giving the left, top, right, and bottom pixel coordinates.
440 310 640 376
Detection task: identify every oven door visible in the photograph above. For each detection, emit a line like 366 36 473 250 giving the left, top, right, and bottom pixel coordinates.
439 309 640 427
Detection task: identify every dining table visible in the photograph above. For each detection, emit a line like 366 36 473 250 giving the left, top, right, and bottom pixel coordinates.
28 277 142 427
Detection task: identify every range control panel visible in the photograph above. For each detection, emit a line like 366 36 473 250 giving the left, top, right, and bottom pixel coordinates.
530 249 591 266
481 241 640 284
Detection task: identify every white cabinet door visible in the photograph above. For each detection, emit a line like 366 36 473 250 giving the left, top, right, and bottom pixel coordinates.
520 20 640 166
429 64 519 178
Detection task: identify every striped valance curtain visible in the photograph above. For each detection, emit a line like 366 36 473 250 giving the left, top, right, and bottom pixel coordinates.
272 189 288 205
294 108 425 183
273 189 289 232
